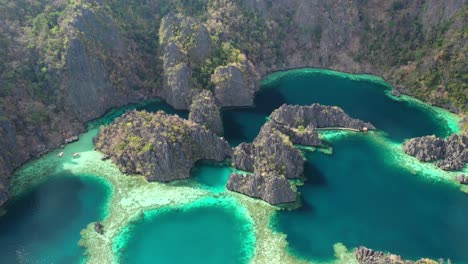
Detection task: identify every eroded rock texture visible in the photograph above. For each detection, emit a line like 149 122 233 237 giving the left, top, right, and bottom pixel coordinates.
355 246 438 264
95 110 231 182
189 90 223 135
403 134 467 171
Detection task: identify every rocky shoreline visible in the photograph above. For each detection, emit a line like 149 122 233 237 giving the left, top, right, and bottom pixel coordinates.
355 246 439 264
403 134 467 171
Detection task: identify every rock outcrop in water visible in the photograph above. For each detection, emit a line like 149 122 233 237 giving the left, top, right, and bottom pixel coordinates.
228 103 374 204
95 110 231 182
226 173 296 205
270 104 376 132
158 13 260 109
189 90 223 135
403 134 467 171
355 246 438 264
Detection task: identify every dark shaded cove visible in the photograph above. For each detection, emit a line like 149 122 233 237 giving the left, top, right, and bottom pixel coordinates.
0 174 109 263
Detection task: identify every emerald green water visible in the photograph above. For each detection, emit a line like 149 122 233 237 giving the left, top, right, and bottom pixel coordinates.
116 198 254 264
0 175 109 263
1 68 465 263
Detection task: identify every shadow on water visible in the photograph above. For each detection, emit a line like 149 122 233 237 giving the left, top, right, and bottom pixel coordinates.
0 172 109 263
302 161 327 187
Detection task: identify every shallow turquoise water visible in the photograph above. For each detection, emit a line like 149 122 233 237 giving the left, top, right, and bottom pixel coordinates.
0 175 109 263
118 201 253 264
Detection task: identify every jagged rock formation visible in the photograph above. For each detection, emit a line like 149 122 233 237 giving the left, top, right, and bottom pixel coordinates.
355 246 438 264
270 104 376 131
159 13 213 109
226 173 296 204
158 12 260 109
232 143 255 172
189 90 223 135
95 110 231 182
253 121 304 179
228 103 374 204
403 134 467 171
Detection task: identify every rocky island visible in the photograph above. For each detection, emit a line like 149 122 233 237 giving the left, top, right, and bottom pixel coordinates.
403 134 467 171
355 246 438 264
94 110 231 182
227 103 375 204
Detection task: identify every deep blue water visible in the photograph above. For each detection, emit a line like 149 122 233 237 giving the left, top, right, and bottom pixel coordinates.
0 175 109 263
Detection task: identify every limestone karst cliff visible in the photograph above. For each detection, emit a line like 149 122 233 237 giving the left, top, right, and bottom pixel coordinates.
403 134 467 171
94 110 231 182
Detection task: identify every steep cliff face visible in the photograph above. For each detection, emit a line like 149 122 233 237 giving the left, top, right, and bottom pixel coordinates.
226 173 296 205
158 12 260 109
95 110 231 182
62 7 145 122
229 119 304 204
228 103 375 204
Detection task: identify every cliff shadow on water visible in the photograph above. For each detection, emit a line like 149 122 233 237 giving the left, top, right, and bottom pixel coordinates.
0 173 110 263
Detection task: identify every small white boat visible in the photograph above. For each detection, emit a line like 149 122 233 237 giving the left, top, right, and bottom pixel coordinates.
72 153 80 158
57 152 64 158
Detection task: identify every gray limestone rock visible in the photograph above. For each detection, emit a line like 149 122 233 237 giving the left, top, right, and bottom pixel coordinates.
355 246 437 264
403 134 467 171
226 173 296 204
95 110 232 182
189 90 223 135
270 104 376 131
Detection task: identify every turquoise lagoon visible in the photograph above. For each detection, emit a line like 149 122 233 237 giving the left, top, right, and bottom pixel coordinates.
0 68 466 264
